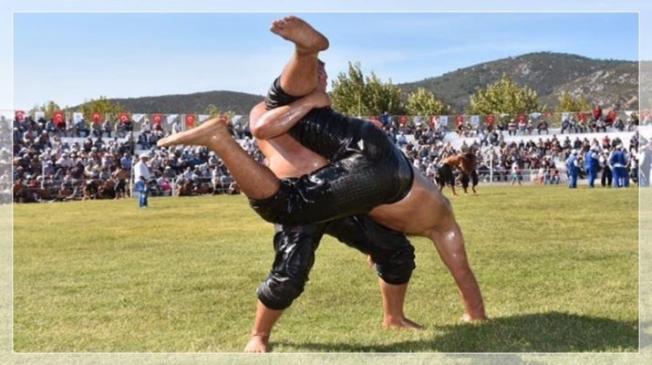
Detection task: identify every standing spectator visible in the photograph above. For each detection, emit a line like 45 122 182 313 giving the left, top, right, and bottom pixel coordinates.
566 149 580 189
609 144 629 188
560 117 571 134
133 153 151 208
507 119 517 136
584 145 600 188
102 119 113 138
599 149 613 188
509 160 521 186
593 104 603 122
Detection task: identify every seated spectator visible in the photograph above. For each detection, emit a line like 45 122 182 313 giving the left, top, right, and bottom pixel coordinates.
558 118 568 134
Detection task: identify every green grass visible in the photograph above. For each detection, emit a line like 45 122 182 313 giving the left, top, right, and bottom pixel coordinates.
13 185 639 353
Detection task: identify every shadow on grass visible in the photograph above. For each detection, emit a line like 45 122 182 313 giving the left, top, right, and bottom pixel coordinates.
275 312 638 353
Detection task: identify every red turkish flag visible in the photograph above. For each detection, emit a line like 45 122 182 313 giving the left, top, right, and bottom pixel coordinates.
152 114 162 125
607 110 617 121
578 112 586 121
399 115 408 125
456 115 464 125
54 111 64 124
544 112 552 118
15 110 25 121
185 114 196 128
92 112 103 122
486 115 495 125
119 113 130 123
518 114 526 123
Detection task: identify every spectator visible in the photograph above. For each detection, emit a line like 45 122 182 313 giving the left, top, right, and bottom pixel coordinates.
566 149 580 189
608 144 629 188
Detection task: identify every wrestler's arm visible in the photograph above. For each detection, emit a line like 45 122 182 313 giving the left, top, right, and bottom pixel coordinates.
249 90 331 140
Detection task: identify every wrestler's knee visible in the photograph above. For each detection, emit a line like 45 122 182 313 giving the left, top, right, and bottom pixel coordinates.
249 180 294 223
264 77 300 110
257 274 306 310
373 245 416 285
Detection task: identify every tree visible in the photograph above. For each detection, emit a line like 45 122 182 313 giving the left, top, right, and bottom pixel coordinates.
28 101 62 120
330 61 403 117
204 104 222 117
555 91 592 113
468 73 541 116
77 96 125 122
405 87 449 117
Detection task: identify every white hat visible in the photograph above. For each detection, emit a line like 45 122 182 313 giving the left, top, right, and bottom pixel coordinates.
139 152 150 159
571 149 578 155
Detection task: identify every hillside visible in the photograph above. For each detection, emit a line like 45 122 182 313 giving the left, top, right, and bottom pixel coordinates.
82 52 641 115
104 90 264 116
399 52 638 112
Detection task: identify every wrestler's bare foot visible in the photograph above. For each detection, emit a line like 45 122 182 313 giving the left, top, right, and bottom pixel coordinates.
384 317 423 330
157 115 229 148
244 335 270 353
270 16 329 53
461 312 488 323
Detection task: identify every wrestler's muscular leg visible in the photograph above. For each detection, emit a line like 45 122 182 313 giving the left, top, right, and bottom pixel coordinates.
370 173 487 321
157 116 280 200
379 280 422 329
157 16 328 199
271 16 329 97
423 218 487 321
244 302 282 353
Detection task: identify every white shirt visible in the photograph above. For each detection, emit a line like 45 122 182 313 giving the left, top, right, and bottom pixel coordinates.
133 160 151 181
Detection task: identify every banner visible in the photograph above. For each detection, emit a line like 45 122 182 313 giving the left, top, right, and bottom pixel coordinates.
34 111 45 121
198 114 210 123
439 115 448 126
92 112 103 123
131 113 145 123
561 112 570 121
232 115 243 126
167 114 179 125
470 115 480 125
185 114 196 128
53 111 65 125
119 113 130 123
152 114 163 125
73 112 84 124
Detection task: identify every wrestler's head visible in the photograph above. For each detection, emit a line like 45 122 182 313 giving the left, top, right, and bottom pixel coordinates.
317 59 328 92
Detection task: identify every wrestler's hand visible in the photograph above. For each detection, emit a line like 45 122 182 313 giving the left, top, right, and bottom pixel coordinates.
307 90 331 108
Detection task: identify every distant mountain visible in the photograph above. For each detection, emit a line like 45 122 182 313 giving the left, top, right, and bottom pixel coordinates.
81 52 641 115
399 52 639 112
98 90 265 116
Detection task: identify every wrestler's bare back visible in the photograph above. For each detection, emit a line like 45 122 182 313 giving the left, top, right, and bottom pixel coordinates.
249 102 453 236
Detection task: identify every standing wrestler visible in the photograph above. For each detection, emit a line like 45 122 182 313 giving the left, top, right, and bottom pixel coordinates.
158 15 486 350
459 148 479 194
112 164 130 199
436 150 478 196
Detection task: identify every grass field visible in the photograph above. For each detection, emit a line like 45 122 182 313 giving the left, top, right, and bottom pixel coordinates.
12 185 639 353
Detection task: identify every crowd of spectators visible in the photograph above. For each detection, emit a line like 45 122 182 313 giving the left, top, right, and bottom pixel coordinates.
6 115 254 204
4 107 649 204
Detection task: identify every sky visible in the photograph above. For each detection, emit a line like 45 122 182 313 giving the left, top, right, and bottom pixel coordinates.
10 11 641 111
